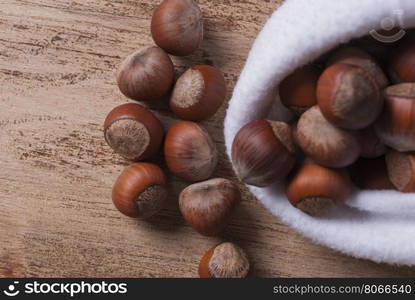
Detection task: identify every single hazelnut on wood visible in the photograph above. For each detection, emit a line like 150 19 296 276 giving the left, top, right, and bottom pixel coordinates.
286 161 353 217
179 178 240 236
357 127 387 158
164 121 218 182
389 40 415 83
199 242 250 278
385 150 415 193
170 65 226 121
112 163 168 218
279 65 321 115
317 63 383 129
350 157 395 190
151 0 203 56
327 47 389 88
295 106 360 168
375 83 415 152
104 103 164 161
117 47 174 101
231 120 297 187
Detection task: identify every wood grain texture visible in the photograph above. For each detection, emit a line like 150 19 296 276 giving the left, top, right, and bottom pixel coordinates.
1 0 415 278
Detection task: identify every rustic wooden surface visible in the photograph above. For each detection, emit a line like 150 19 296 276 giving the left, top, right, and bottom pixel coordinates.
1 0 415 278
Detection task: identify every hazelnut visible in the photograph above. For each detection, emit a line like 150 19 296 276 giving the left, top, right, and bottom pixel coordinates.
317 63 383 129
327 47 389 88
295 106 360 168
199 242 250 278
104 103 164 161
170 65 226 121
385 150 415 193
389 40 415 83
179 178 240 236
350 157 395 190
117 47 174 101
286 161 353 217
112 163 167 218
151 0 203 56
279 65 320 115
231 120 297 187
357 127 386 158
375 83 415 152
164 121 218 182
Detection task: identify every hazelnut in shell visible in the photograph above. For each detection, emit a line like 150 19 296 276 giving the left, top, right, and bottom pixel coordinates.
199 242 250 278
317 63 383 129
389 40 415 83
385 150 415 193
104 103 164 161
295 106 360 168
117 47 174 101
170 65 226 121
151 0 203 56
179 178 240 236
112 163 168 218
286 161 353 217
279 65 321 115
164 121 218 182
231 120 297 187
375 83 415 152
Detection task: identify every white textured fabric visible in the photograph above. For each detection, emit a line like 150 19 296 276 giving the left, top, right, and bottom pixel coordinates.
224 0 415 265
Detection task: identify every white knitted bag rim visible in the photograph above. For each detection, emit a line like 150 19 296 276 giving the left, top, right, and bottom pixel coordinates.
224 0 415 265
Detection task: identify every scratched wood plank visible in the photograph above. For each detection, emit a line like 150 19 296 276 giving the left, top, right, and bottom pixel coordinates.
1 0 415 278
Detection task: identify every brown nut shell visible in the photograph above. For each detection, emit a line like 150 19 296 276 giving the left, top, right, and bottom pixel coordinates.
198 247 215 278
112 163 167 218
117 47 174 101
295 106 360 168
317 63 383 129
231 120 297 187
170 65 226 121
279 65 321 115
151 0 203 56
104 103 164 161
375 83 415 152
327 47 389 88
179 178 240 236
385 150 415 193
286 162 352 217
389 40 415 83
164 121 217 182
198 242 249 278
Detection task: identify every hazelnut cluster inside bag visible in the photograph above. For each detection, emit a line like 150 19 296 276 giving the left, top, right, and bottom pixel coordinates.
224 0 415 265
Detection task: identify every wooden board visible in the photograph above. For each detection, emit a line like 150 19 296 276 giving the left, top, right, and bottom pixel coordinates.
1 0 414 278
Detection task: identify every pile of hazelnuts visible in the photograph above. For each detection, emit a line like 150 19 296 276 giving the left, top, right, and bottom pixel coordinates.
232 34 415 217
104 0 250 278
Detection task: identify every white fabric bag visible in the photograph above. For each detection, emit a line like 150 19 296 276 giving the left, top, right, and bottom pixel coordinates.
224 0 415 265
